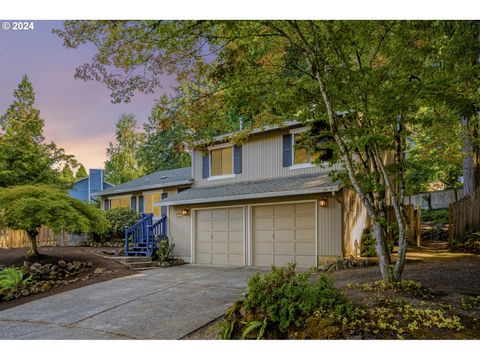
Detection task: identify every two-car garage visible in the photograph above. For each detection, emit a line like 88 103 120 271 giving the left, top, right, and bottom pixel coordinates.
194 202 317 267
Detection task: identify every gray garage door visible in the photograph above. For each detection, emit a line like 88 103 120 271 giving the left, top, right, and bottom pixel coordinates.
252 203 316 267
195 207 244 265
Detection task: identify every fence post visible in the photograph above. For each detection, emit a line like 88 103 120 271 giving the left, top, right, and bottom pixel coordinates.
415 205 421 247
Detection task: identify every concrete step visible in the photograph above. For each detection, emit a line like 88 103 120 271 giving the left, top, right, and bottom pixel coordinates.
127 261 158 270
113 256 153 264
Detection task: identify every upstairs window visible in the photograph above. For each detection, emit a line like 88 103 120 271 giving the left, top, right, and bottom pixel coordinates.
211 146 233 176
293 133 320 165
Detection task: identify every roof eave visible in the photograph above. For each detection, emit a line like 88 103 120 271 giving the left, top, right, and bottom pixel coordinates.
162 185 341 206
92 179 193 197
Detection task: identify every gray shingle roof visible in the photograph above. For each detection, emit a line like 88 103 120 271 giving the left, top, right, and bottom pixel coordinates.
162 173 340 206
92 167 193 196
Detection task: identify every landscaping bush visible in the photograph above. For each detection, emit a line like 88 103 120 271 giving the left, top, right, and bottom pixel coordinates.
104 207 141 240
156 238 175 262
218 263 351 339
422 209 449 225
0 267 33 301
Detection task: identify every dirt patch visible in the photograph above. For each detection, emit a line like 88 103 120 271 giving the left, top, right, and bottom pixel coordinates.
0 246 135 311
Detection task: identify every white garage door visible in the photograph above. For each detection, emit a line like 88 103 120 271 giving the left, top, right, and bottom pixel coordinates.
195 207 244 265
253 203 316 267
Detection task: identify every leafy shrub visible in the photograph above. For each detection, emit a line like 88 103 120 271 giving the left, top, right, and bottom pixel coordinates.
156 238 175 262
360 226 376 257
0 267 32 291
104 207 141 240
218 263 350 339
422 209 448 225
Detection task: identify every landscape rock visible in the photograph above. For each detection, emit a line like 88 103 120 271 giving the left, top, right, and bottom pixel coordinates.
93 267 105 275
86 261 94 268
58 260 66 268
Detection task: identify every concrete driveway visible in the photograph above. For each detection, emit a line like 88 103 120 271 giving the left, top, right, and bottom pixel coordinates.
0 265 261 339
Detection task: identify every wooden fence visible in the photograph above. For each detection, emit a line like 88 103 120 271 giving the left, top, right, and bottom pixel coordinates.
449 188 480 244
0 226 87 249
404 188 464 210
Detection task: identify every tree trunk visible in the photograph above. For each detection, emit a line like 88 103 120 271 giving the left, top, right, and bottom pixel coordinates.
461 116 477 196
26 230 39 257
372 220 390 282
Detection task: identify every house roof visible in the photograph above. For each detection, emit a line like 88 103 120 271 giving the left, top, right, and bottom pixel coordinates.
161 173 340 206
92 167 193 197
193 120 302 148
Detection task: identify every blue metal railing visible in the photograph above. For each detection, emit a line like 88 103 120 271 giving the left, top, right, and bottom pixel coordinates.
124 214 167 256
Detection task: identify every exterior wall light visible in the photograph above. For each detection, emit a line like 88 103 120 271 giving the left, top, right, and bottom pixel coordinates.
182 208 190 216
319 199 328 207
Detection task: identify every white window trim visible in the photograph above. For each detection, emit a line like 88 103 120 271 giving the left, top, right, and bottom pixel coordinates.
208 143 235 180
289 128 314 168
289 163 315 170
208 173 237 181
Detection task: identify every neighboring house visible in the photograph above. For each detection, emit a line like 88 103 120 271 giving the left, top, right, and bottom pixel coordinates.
93 167 193 218
160 122 368 267
68 169 114 203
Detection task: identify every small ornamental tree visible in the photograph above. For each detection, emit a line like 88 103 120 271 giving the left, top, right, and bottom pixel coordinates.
0 185 109 256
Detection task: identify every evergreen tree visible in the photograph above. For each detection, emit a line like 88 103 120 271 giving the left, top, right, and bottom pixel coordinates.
75 164 88 179
0 75 76 188
61 164 75 185
140 99 191 173
104 113 145 184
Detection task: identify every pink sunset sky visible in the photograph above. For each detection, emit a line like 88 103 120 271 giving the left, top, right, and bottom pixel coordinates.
0 20 175 170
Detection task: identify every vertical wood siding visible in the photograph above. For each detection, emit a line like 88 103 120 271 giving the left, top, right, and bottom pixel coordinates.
193 129 342 187
168 193 344 263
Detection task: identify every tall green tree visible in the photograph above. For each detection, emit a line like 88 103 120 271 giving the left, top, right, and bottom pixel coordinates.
104 113 145 184
61 164 75 185
55 21 472 282
0 185 109 256
139 98 191 173
0 75 77 188
75 164 88 179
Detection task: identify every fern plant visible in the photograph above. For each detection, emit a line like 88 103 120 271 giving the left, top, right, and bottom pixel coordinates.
0 267 32 291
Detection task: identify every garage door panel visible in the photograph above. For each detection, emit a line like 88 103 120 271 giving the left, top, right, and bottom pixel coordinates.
295 203 315 214
274 204 294 216
254 242 273 254
212 253 228 264
212 209 228 219
229 242 243 254
274 255 294 266
228 254 243 265
295 229 315 241
253 254 273 266
196 253 212 264
273 216 294 229
212 242 228 253
212 220 228 231
295 215 315 229
195 207 244 266
295 242 315 256
196 242 211 253
254 230 272 242
255 217 274 229
228 207 243 218
196 232 211 242
228 230 243 243
295 255 315 267
274 229 294 242
229 219 243 231
275 242 294 255
253 203 316 268
197 210 212 220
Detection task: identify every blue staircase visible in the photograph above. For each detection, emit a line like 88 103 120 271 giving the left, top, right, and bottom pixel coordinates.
125 214 167 256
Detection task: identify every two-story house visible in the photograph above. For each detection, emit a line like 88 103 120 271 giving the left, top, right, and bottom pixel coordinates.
162 122 369 268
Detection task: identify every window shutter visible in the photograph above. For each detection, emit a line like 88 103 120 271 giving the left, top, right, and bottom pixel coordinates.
139 195 144 213
233 145 242 174
161 193 168 217
283 134 293 167
202 153 210 178
131 196 137 211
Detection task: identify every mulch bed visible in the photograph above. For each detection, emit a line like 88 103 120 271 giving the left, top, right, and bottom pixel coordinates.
0 246 135 311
